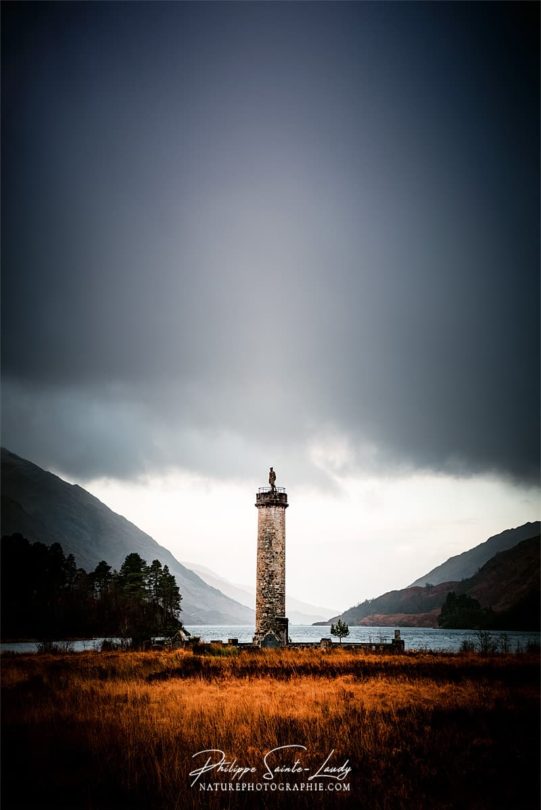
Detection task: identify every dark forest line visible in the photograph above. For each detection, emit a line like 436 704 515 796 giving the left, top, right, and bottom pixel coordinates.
1 534 184 642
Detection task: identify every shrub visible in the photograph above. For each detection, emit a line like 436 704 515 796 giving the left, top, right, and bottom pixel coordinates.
36 640 73 655
476 630 497 655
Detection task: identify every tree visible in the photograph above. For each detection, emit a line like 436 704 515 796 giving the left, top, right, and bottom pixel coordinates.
1 536 184 643
118 553 148 599
438 591 491 629
92 561 113 598
145 560 182 634
147 559 163 608
116 553 151 642
157 564 182 634
331 618 350 644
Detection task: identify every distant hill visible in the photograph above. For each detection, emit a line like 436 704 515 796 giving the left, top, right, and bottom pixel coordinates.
325 582 450 627
409 522 540 587
183 561 340 624
460 535 540 628
1 448 255 625
325 532 540 630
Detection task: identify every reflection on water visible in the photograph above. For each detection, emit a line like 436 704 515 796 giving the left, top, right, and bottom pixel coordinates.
1 625 539 654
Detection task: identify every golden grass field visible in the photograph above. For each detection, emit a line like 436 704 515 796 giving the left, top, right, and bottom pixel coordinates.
2 648 539 809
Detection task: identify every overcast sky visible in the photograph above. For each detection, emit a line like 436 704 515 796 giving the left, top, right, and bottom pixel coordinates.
2 2 539 609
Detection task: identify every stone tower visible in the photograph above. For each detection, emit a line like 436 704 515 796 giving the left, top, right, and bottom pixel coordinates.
253 471 289 647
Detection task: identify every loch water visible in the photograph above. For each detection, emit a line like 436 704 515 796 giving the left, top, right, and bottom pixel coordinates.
1 625 539 654
185 625 540 652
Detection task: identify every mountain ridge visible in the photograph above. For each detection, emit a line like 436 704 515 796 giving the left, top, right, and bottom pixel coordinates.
183 560 340 624
325 531 540 629
1 447 255 625
409 522 540 587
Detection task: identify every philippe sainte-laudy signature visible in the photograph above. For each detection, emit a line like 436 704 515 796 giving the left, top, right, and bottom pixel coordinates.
189 745 352 786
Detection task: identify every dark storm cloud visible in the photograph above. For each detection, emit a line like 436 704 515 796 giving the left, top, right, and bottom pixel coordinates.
2 2 539 484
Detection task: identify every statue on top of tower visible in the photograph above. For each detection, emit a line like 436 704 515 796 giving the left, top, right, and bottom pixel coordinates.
269 467 276 492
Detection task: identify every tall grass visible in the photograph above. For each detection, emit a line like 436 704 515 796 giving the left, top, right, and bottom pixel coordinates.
2 649 539 809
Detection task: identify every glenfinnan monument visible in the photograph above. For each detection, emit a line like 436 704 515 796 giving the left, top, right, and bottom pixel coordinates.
253 467 289 647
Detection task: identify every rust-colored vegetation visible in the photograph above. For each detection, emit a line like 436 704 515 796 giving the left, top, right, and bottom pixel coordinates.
2 648 539 809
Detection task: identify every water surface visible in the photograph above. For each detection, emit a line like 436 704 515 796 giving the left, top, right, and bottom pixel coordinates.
2 625 539 654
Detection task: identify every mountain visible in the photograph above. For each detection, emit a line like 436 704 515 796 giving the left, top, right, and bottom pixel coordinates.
325 532 540 630
461 535 540 625
183 561 340 624
325 582 450 627
409 522 540 587
0 448 255 625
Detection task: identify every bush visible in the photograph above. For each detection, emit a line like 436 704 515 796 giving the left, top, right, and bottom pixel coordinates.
476 630 497 655
439 592 491 629
101 639 121 652
36 641 73 655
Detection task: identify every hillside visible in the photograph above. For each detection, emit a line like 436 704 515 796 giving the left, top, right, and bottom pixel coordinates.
410 522 540 587
183 560 339 624
325 582 453 627
459 535 540 628
326 533 540 630
0 448 254 625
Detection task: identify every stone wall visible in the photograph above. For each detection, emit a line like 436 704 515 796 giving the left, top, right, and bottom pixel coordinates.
254 491 288 645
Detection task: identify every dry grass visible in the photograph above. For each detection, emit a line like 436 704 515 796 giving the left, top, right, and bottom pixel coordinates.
2 649 539 809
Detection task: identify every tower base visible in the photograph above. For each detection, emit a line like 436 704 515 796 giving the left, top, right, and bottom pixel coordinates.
253 616 289 648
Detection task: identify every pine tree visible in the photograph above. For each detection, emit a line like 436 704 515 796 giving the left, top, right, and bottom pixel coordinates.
147 559 163 608
331 618 350 644
92 561 113 598
158 565 182 633
117 553 151 642
1 536 184 643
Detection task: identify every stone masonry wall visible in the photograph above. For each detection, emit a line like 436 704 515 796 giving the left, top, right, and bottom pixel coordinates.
254 492 287 643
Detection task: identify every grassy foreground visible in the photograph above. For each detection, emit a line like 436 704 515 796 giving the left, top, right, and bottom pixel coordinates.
2 648 539 809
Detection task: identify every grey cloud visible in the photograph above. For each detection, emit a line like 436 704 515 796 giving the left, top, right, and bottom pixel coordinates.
2 2 539 485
